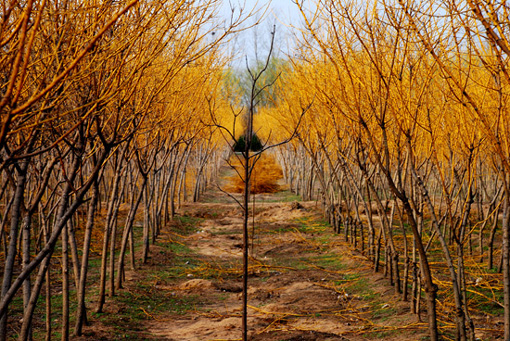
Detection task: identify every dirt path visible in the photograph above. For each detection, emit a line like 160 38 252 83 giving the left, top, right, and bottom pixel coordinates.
142 190 429 341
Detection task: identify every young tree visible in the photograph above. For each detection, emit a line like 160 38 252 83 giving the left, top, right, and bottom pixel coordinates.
210 27 309 340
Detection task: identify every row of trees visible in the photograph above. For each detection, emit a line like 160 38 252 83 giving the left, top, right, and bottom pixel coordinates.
262 1 510 340
0 1 254 339
4 0 509 340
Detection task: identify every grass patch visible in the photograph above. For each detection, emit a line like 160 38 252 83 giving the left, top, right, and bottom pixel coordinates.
118 283 201 316
467 287 504 315
269 253 310 270
344 276 379 301
172 215 202 235
166 242 193 255
259 190 302 203
308 253 346 270
364 329 401 339
263 226 296 234
294 217 331 233
371 302 398 320
95 279 203 339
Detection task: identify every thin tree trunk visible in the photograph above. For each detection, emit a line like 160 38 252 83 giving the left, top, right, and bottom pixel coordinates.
62 208 70 341
412 162 474 341
142 181 152 263
0 146 109 323
19 201 53 341
129 222 136 271
109 166 133 298
96 167 123 312
384 180 438 340
0 159 29 340
242 152 250 341
43 208 51 341
488 204 501 270
411 261 418 314
75 179 99 335
116 176 146 290
19 253 52 341
21 213 33 341
67 218 81 291
0 194 15 259
502 193 510 340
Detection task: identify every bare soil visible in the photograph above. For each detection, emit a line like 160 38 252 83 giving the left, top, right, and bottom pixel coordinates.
75 186 503 340
140 191 430 341
3 175 503 340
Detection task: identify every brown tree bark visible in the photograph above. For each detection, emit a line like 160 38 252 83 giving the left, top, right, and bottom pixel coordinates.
0 159 29 340
75 178 100 335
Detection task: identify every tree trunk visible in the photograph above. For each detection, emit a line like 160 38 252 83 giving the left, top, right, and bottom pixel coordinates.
0 160 29 340
0 147 109 325
96 167 124 312
62 209 70 341
109 166 133 298
19 203 53 341
75 179 99 335
21 213 33 341
142 177 153 263
242 154 250 341
142 187 150 263
67 218 81 291
488 205 500 270
116 176 146 290
502 193 510 341
19 253 52 341
0 194 15 261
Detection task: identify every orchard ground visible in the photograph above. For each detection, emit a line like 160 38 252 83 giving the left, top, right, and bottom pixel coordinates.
71 176 504 341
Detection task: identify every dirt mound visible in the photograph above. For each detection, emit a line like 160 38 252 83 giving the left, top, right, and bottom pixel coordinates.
178 279 215 291
256 202 311 221
283 281 315 292
151 317 244 341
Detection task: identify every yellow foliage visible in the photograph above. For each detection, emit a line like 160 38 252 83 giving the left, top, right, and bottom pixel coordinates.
225 153 283 194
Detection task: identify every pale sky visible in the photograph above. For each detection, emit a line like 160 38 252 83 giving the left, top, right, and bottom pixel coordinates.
218 1 309 65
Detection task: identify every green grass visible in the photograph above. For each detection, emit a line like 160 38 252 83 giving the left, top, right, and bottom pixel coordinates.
258 190 302 202
8 287 81 340
275 190 302 202
264 226 296 234
150 260 197 280
90 275 203 339
118 284 201 316
341 273 360 281
371 303 397 320
365 329 401 339
294 217 331 233
167 241 193 254
341 275 380 302
467 287 504 315
308 253 346 270
7 209 207 340
215 293 230 301
172 215 202 234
